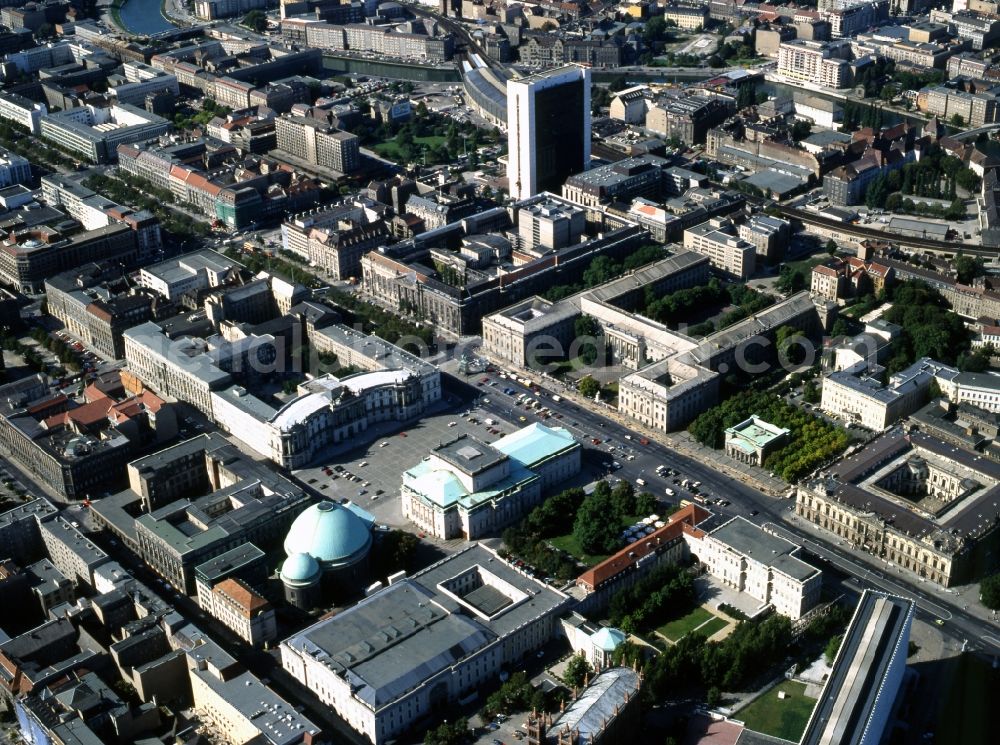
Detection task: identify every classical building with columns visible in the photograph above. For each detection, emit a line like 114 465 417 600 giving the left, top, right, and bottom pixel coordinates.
724 416 790 466
795 429 1000 587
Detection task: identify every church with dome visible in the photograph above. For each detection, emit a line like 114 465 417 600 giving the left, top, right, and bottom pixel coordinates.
279 499 375 609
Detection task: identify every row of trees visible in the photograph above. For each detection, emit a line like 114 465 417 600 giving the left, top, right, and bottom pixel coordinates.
607 562 695 634
545 245 667 301
572 480 659 555
688 389 850 482
643 279 729 327
86 173 211 241
28 328 79 372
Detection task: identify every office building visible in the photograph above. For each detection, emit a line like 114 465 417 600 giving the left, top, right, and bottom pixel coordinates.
202 578 277 647
517 200 586 249
820 357 957 431
645 95 731 145
482 252 710 371
194 0 268 19
274 115 361 174
280 543 571 744
688 516 821 619
507 66 591 200
0 146 30 188
561 154 667 208
122 434 312 592
39 103 171 163
737 214 790 264
800 591 912 745
0 223 137 295
138 248 241 302
185 639 321 745
683 217 756 280
0 91 47 134
777 39 853 88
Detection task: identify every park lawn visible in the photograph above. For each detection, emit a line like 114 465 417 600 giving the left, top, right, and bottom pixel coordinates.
736 680 818 742
657 607 713 642
373 135 447 161
697 616 729 638
935 653 994 745
549 533 611 566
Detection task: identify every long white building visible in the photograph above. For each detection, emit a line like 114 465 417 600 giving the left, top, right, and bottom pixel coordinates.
280 543 571 745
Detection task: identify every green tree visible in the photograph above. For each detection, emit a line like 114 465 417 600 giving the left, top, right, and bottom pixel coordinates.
241 9 267 31
825 634 844 665
955 255 985 285
706 686 721 708
425 718 470 745
573 489 621 554
564 654 593 689
575 315 603 365
825 239 838 256
981 572 1000 609
578 376 600 399
950 113 966 128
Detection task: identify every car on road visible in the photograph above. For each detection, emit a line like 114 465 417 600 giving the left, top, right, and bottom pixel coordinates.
934 619 945 626
749 510 759 516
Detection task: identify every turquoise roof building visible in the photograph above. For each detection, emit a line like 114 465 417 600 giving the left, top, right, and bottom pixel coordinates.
283 501 373 570
401 424 581 540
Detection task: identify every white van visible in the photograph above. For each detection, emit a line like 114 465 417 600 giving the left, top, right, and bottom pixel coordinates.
636 478 646 487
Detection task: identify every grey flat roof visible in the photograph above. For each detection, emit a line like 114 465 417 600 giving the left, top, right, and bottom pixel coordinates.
285 544 569 710
709 517 818 581
194 542 265 583
433 435 507 476
800 591 912 745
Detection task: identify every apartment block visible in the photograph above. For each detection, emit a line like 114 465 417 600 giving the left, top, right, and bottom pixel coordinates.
273 115 361 174
683 217 756 279
777 39 853 88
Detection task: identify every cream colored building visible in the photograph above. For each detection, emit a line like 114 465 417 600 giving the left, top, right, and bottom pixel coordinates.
662 3 709 29
777 39 852 89
820 358 956 431
687 516 822 619
186 639 320 745
201 577 277 648
683 217 756 280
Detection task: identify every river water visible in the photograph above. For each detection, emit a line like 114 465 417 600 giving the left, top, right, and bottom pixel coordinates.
118 0 174 36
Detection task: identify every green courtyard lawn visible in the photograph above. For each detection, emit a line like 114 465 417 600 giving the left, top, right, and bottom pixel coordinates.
698 616 729 638
736 680 818 742
548 533 611 567
373 135 447 162
656 607 713 643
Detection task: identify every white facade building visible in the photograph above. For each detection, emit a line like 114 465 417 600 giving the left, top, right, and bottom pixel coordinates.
280 543 570 745
687 516 822 619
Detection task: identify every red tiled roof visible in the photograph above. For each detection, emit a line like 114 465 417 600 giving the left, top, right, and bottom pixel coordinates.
576 504 709 592
214 578 270 618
